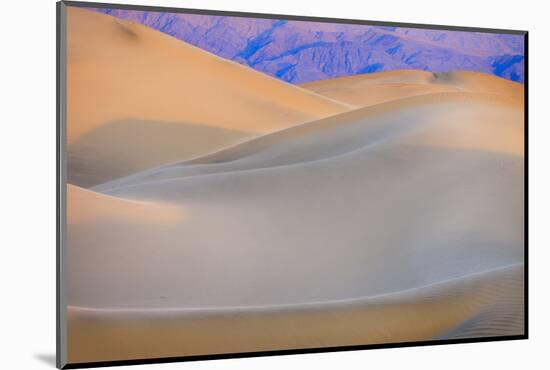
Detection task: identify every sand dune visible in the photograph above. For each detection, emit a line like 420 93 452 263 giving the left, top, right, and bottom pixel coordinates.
65 12 525 363
300 70 523 106
67 264 523 363
66 7 350 187
66 8 523 188
69 89 523 309
93 91 523 193
67 83 524 363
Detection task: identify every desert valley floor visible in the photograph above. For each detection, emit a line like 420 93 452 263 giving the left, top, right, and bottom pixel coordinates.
65 7 525 363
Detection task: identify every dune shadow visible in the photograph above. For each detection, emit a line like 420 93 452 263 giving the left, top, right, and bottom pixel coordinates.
67 119 249 188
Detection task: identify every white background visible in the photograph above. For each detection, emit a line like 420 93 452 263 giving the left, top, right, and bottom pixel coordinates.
1 0 546 368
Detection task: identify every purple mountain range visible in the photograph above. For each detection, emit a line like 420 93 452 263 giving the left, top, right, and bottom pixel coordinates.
90 7 525 84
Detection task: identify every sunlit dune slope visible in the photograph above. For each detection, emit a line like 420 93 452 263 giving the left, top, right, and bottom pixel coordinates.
431 70 524 97
300 70 523 106
66 7 350 187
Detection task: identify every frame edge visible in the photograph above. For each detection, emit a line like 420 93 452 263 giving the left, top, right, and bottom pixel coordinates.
62 0 527 35
57 1 68 369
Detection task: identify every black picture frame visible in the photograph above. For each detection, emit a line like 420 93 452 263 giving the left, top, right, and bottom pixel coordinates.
56 1 529 368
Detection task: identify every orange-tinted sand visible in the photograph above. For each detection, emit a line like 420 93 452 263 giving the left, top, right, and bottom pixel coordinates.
67 7 351 187
67 184 185 225
300 69 523 106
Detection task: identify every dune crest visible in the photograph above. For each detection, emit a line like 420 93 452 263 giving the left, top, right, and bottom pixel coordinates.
67 184 186 225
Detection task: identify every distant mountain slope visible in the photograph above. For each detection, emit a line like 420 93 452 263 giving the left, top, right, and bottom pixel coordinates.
91 7 525 83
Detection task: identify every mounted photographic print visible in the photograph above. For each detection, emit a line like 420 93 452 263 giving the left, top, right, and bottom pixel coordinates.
56 1 528 368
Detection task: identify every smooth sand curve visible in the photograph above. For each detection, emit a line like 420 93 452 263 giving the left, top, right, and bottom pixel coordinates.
69 89 524 310
67 264 523 363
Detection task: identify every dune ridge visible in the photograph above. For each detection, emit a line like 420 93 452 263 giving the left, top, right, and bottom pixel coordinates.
67 184 186 225
92 91 523 193
300 70 523 106
67 7 351 187
67 7 351 142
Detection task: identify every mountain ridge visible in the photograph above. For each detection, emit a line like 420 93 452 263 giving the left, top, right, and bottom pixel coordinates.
91 7 525 83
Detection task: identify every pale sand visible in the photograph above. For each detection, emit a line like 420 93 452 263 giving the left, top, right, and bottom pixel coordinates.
300 70 523 106
68 265 523 363
68 86 524 363
72 142 524 307
66 8 350 187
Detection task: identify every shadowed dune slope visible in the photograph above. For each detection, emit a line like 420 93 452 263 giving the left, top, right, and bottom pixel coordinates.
67 120 247 188
300 70 523 106
66 7 351 187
